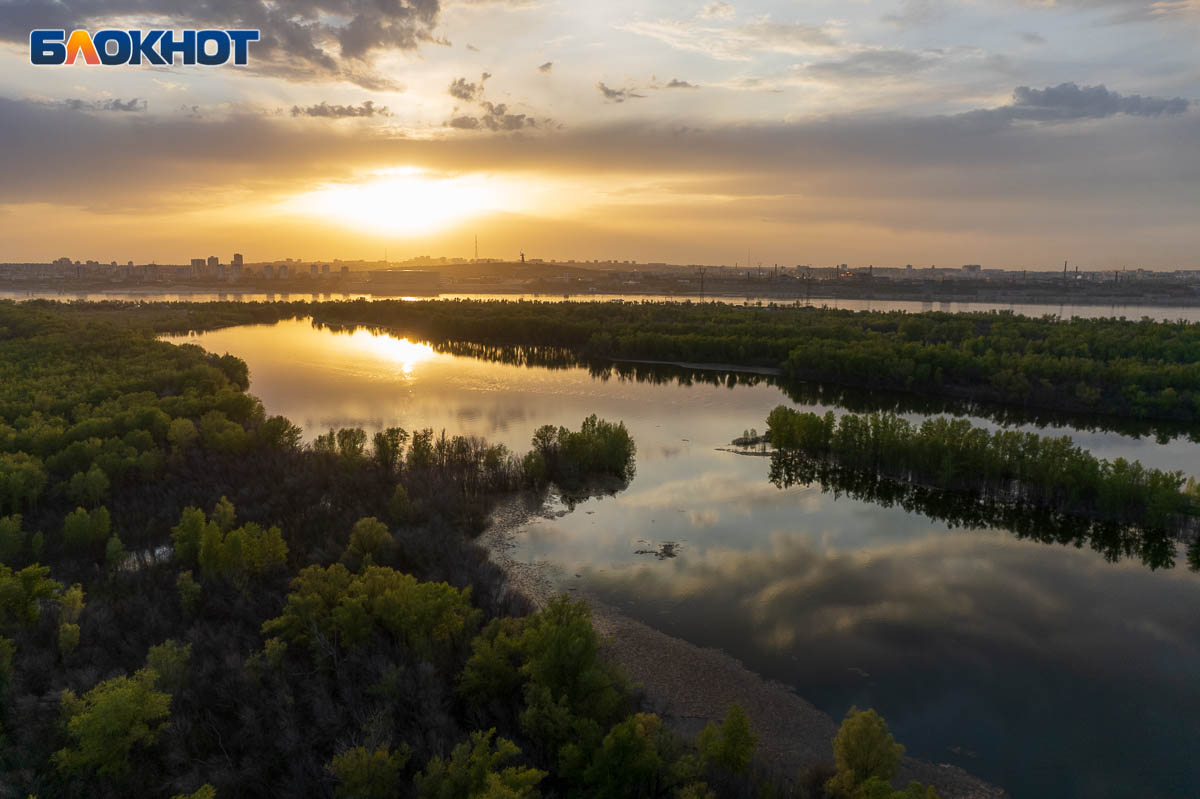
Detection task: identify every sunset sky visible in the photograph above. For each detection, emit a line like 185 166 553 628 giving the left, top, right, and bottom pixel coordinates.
1 0 1197 268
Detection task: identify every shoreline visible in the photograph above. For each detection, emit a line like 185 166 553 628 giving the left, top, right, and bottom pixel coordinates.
480 495 1009 799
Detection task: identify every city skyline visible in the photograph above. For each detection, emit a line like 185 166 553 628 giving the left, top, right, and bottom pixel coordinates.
1 0 1198 268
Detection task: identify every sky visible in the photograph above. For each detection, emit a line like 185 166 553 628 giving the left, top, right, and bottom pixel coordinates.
0 0 1197 268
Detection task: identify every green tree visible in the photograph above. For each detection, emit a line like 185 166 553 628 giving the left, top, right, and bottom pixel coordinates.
177 570 201 615
827 707 904 799
167 418 198 454
388 483 417 525
54 668 172 777
583 713 685 798
0 514 23 562
329 744 411 799
62 506 111 551
344 517 391 566
0 563 60 629
415 729 544 799
696 703 756 775
146 640 192 695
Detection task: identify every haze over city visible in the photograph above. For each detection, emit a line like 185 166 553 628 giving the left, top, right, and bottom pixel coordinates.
1 0 1197 267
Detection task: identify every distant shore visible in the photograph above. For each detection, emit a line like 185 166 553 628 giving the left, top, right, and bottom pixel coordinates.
4 281 1200 310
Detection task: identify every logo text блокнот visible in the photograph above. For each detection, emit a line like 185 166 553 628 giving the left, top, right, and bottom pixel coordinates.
30 29 260 66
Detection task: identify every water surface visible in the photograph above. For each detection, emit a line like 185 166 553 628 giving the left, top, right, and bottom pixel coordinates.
166 318 1200 799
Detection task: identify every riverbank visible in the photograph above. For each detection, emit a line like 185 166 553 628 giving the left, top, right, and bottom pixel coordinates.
481 495 1009 799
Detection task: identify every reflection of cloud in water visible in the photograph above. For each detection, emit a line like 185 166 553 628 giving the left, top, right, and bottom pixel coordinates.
587 530 1200 661
621 469 821 515
687 508 720 528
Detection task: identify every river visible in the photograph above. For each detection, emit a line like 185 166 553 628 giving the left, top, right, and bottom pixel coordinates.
163 317 1200 799
8 287 1200 323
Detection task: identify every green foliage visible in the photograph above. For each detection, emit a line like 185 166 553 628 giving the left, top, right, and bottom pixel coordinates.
767 407 1197 528
262 564 481 661
146 640 192 695
583 712 686 798
328 744 411 799
0 563 60 629
58 582 84 624
859 778 941 799
388 483 417 525
527 415 636 487
0 453 47 516
53 668 172 777
62 506 111 551
167 418 198 454
170 785 217 799
0 635 14 693
65 465 109 507
372 427 409 473
57 623 80 657
415 729 545 799
344 517 391 566
461 596 630 771
104 534 126 568
696 703 757 775
171 503 288 579
176 570 201 616
827 707 905 799
0 514 24 562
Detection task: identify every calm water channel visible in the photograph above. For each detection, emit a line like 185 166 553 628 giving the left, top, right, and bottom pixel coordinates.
165 318 1200 799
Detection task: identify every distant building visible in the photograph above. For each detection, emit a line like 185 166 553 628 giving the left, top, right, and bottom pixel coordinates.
190 258 205 269
232 253 243 267
310 264 319 278
263 264 274 280
962 264 982 273
207 255 219 269
369 269 443 296
277 265 289 279
322 264 330 276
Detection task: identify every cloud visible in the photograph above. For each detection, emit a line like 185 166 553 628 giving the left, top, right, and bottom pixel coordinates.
621 16 838 61
597 82 645 102
1019 30 1047 44
801 49 938 80
0 84 1196 261
446 73 535 130
0 0 442 89
290 101 391 118
970 82 1191 124
881 0 946 26
1016 0 1200 24
449 76 486 101
538 61 554 73
664 79 699 89
699 1 735 19
59 98 147 112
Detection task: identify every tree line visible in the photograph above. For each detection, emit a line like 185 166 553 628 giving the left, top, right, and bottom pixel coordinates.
764 407 1200 534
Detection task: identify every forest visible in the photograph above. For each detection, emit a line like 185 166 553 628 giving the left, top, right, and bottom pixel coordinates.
0 300 942 799
19 298 1200 426
763 407 1200 534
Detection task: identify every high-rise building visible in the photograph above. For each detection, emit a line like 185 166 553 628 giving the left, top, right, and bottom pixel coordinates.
232 253 243 267
310 264 319 278
263 264 274 280
207 255 219 269
322 264 331 276
190 258 205 268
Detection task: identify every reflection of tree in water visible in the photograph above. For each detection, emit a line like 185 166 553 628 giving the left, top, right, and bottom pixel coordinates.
313 320 1199 443
768 451 1200 573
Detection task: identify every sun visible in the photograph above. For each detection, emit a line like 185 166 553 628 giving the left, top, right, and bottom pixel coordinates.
284 167 512 236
